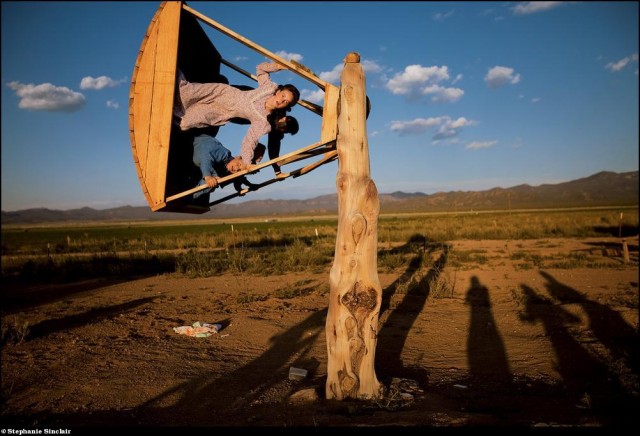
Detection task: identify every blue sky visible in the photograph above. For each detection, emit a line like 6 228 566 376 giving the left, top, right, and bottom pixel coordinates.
2 1 638 212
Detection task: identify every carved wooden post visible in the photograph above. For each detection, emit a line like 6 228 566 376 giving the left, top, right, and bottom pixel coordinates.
326 52 383 400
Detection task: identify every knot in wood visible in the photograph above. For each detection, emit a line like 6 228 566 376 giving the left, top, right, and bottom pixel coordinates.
341 373 357 393
341 281 378 314
351 213 366 245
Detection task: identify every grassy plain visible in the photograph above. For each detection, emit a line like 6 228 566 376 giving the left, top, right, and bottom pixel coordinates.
2 207 638 286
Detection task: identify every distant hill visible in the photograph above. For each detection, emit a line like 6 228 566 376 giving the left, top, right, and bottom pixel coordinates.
1 171 638 225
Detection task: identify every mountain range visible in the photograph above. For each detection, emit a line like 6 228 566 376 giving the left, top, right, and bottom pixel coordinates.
1 171 637 225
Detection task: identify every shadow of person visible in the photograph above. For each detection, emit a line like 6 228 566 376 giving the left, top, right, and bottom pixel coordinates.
453 276 518 416
518 283 634 421
465 276 512 384
539 270 639 372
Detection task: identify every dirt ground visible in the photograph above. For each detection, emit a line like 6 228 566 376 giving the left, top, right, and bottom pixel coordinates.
1 237 638 429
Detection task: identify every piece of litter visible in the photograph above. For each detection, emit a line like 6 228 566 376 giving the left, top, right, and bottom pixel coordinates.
173 322 221 337
289 366 308 381
220 334 229 338
453 384 468 389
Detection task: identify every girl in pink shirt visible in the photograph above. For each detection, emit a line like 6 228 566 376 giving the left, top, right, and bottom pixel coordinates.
174 62 300 166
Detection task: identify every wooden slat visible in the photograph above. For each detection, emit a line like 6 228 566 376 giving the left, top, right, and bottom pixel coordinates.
277 143 336 166
148 1 181 206
297 99 323 116
292 151 338 178
130 3 163 208
208 178 282 207
321 84 340 144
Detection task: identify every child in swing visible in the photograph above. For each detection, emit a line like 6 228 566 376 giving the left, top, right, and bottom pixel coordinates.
174 62 300 168
191 134 266 203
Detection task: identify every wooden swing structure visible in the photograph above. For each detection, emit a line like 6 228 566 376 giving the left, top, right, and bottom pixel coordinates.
129 0 340 214
131 1 384 401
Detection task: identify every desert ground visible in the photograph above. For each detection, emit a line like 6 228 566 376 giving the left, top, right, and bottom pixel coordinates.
1 237 638 429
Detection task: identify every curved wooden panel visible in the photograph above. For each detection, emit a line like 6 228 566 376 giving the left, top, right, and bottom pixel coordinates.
129 1 181 210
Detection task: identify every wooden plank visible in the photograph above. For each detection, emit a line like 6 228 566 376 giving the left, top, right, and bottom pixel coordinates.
166 139 335 202
278 143 336 166
291 150 338 178
321 84 340 144
297 99 323 116
208 178 282 207
183 3 327 90
130 3 164 208
147 1 181 206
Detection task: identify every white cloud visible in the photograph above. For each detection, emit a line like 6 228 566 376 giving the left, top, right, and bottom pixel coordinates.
386 65 450 95
106 99 119 109
485 66 521 88
362 60 383 75
512 1 565 15
80 75 125 90
6 81 85 112
390 117 443 135
422 84 464 103
274 51 303 62
531 97 541 103
465 140 497 150
390 116 475 142
605 53 638 72
385 64 463 103
318 59 382 84
433 10 454 21
512 137 524 148
319 64 343 83
301 89 325 104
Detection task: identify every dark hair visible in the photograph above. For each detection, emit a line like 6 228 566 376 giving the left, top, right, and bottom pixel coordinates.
277 84 300 108
284 116 299 135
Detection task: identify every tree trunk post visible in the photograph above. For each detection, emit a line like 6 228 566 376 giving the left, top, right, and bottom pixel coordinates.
325 52 383 400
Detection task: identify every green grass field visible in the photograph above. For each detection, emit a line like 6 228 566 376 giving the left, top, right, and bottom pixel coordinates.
2 207 637 286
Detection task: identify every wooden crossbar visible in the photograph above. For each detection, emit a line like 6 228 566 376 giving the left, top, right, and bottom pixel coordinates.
206 150 338 207
292 151 337 178
183 4 327 90
165 139 336 203
277 143 336 166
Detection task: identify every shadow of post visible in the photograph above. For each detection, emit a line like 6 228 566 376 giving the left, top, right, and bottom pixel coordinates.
376 235 449 386
24 297 160 341
134 308 328 425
